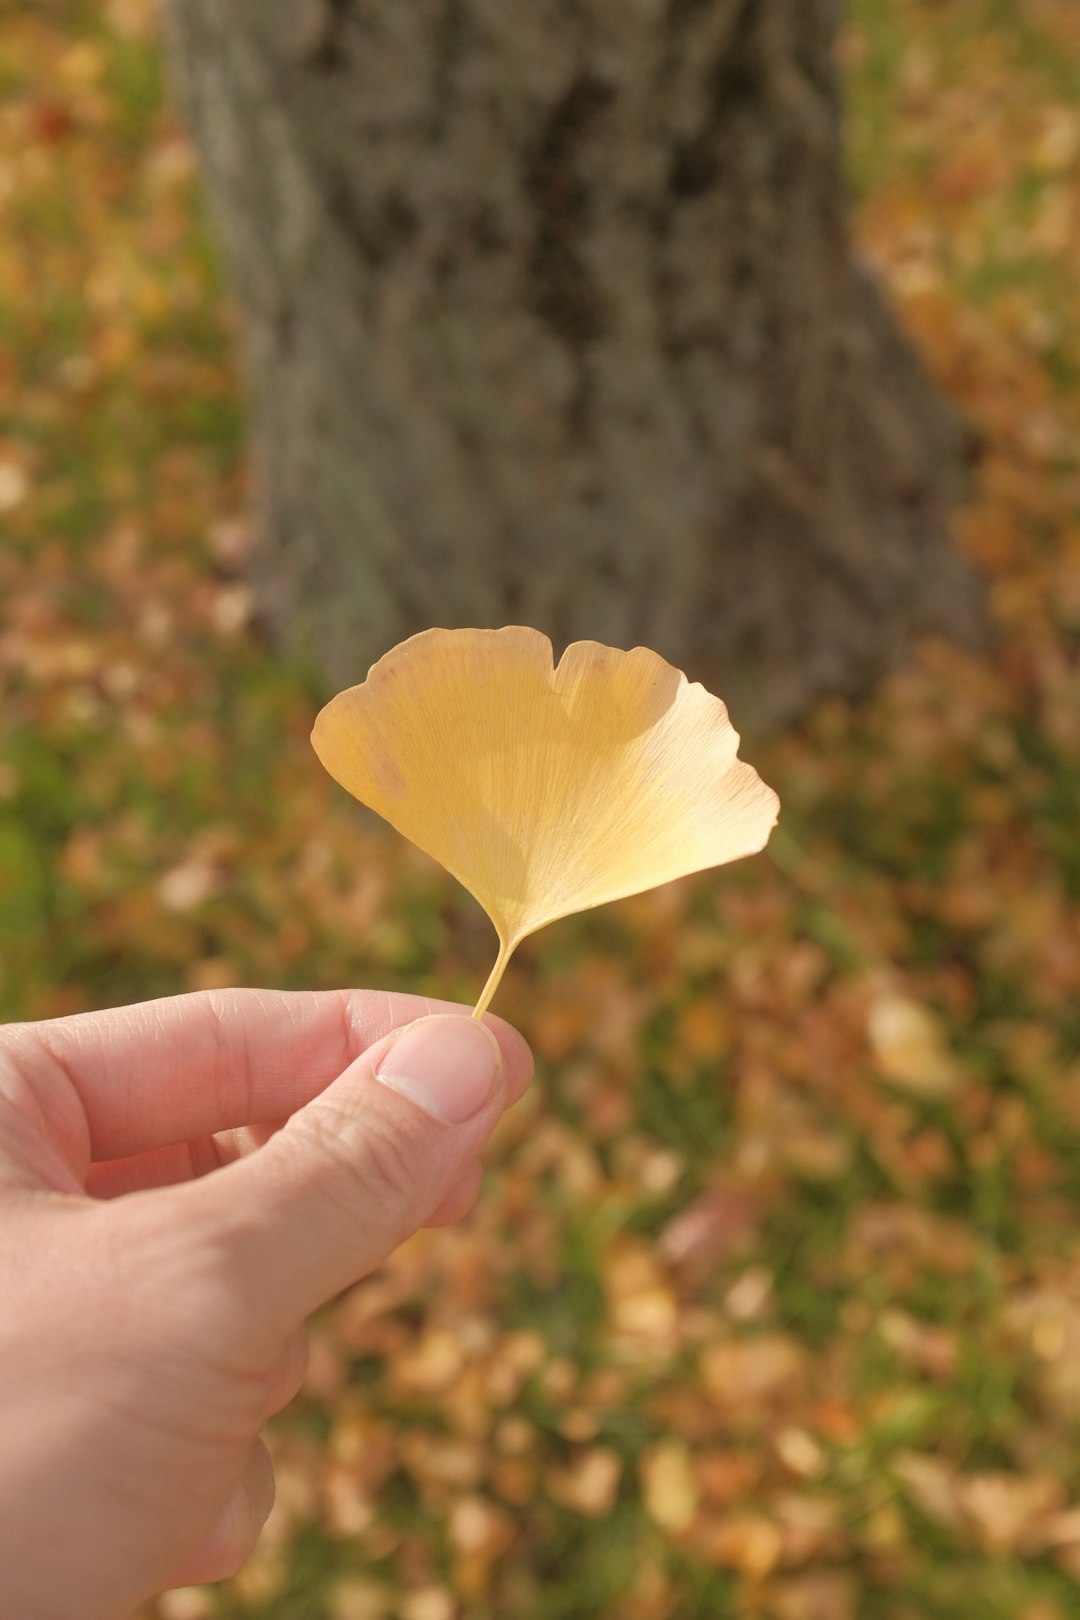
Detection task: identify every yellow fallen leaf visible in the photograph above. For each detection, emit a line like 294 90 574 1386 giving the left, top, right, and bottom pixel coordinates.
867 992 962 1097
700 1513 784 1576
640 1438 699 1533
955 1470 1065 1555
312 627 779 1014
768 1571 858 1620
548 1446 623 1516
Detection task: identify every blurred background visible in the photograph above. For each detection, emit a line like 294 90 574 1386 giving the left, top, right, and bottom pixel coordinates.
1 1 1079 1617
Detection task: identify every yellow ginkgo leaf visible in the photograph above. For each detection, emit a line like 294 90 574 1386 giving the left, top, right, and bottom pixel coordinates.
312 627 779 1016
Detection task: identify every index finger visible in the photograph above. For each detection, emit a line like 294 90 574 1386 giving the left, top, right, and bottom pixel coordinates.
0 989 533 1162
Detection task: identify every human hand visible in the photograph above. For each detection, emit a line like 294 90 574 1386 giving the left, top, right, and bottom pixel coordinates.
0 989 532 1620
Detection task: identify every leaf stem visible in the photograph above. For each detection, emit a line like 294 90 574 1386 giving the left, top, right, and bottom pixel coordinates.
472 940 515 1019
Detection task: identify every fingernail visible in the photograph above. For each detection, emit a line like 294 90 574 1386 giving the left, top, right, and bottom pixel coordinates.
374 1015 502 1124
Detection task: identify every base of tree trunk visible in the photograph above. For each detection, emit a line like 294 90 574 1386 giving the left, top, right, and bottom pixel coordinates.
164 0 984 732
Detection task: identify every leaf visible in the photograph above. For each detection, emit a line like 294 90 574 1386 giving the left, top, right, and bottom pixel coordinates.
312 627 779 1013
547 1447 623 1516
867 991 962 1097
955 1471 1066 1555
640 1439 699 1533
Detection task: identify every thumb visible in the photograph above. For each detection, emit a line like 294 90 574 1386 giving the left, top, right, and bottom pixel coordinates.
178 1014 507 1339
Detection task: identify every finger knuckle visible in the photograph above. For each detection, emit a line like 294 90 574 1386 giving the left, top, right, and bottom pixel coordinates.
296 1103 417 1225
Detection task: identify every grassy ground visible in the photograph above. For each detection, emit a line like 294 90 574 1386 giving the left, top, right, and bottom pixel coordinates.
1 1 1079 1616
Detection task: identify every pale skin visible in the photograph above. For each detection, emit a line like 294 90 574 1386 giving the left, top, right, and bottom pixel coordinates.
0 989 533 1620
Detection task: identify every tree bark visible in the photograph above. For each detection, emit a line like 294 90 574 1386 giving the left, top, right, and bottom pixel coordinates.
162 0 984 730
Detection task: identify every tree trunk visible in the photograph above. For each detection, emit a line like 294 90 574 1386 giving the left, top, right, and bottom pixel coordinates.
162 0 984 731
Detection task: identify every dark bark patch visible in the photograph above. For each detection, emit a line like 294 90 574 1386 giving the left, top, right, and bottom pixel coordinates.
665 0 715 26
525 72 614 348
669 134 720 198
428 0 470 140
293 0 352 70
708 0 761 110
325 181 419 268
664 0 760 201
